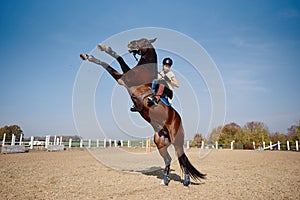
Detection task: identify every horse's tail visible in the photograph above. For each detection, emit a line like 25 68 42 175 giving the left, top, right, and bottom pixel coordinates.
178 153 206 180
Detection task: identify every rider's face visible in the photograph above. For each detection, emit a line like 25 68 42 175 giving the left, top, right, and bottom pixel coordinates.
163 64 171 72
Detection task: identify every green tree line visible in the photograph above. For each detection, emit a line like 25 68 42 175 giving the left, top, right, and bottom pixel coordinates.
207 120 300 148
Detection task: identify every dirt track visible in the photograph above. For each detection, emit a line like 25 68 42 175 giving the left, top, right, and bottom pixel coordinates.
0 148 299 200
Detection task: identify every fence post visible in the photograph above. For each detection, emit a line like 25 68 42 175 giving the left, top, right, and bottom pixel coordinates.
19 134 23 146
2 133 6 146
114 140 117 147
201 141 204 149
96 139 99 148
215 141 218 149
54 135 57 145
60 136 63 145
30 136 34 149
187 141 190 149
128 140 131 147
277 141 280 151
296 141 299 151
69 138 72 148
47 135 51 147
253 141 255 150
45 136 49 149
231 140 235 150
287 140 290 151
88 139 91 148
80 139 83 148
11 134 15 146
109 139 112 147
121 140 123 147
45 136 48 149
263 141 265 149
146 137 151 153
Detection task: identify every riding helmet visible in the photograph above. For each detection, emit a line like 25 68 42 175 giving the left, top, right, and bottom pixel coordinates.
162 57 173 66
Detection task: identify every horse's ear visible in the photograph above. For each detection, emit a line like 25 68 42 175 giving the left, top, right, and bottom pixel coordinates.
149 38 157 43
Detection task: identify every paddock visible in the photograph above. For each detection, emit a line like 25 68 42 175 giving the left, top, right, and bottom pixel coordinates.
0 148 299 199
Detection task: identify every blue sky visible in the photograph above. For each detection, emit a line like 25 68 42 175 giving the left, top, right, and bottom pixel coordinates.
0 0 299 139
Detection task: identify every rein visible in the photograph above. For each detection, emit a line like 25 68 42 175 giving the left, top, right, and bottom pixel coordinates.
133 52 139 61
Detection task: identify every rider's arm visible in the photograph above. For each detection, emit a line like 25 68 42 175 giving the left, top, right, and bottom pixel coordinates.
170 76 179 88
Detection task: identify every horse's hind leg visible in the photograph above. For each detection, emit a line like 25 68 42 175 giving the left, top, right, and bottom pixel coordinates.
154 132 172 186
80 54 123 83
173 130 206 186
97 44 131 73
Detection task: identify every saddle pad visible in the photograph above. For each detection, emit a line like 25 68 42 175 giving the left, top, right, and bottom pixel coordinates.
160 97 171 106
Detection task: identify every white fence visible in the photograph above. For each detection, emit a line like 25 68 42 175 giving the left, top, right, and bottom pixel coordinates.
1 134 154 150
212 140 299 151
1 134 299 152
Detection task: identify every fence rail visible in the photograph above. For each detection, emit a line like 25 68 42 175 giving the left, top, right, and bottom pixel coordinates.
1 133 299 153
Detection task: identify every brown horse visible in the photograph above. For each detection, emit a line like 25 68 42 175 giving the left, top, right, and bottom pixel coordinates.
80 38 206 186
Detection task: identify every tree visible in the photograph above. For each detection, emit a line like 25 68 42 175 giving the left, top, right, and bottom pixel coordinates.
243 121 269 146
269 132 287 148
192 133 204 148
287 120 300 145
0 125 23 143
208 126 223 144
218 122 241 146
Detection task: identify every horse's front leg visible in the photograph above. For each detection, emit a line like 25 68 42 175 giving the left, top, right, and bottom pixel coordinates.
97 44 131 73
154 132 172 186
80 54 124 85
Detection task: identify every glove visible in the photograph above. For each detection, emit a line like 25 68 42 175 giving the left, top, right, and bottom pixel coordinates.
163 75 171 82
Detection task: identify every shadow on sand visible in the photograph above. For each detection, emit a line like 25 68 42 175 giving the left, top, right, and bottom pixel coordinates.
130 167 204 185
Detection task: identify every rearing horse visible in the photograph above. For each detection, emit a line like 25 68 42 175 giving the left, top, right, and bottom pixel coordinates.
80 38 206 186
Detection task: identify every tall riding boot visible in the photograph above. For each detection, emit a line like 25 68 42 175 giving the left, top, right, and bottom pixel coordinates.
151 84 165 105
155 84 165 102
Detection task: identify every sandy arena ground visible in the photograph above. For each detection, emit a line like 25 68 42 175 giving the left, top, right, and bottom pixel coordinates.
0 148 299 200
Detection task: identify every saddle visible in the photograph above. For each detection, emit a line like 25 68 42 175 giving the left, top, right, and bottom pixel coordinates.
131 86 171 112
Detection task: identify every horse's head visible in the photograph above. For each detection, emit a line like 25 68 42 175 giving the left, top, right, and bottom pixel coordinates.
128 38 157 56
124 38 157 87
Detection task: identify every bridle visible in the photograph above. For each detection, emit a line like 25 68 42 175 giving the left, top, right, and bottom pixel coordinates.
130 40 153 61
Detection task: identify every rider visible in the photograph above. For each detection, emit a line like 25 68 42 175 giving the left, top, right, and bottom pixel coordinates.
130 57 179 112
148 57 179 105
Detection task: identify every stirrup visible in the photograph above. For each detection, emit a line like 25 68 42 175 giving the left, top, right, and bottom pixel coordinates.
147 96 158 106
147 97 154 106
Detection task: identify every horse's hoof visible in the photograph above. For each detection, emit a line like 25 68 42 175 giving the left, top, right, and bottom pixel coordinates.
160 180 168 186
80 54 88 60
183 180 190 187
160 174 170 186
97 43 106 51
183 174 190 186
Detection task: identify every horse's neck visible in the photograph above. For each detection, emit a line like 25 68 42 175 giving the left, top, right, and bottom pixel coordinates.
122 47 157 88
138 48 158 68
